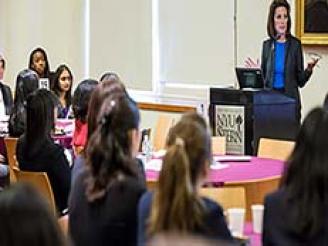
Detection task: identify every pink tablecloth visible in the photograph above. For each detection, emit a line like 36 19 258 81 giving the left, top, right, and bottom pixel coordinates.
146 156 284 185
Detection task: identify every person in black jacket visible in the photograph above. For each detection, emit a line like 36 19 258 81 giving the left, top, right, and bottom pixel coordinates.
261 0 319 122
0 57 13 116
263 107 328 246
9 69 39 137
69 93 146 246
16 89 71 215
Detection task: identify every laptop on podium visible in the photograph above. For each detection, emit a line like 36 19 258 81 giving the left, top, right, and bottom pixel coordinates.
235 67 264 89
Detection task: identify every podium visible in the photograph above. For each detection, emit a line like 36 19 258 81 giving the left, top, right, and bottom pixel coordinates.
209 88 299 155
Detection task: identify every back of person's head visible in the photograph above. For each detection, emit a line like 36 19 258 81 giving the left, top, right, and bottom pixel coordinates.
180 112 208 130
149 114 212 235
72 79 99 123
86 93 140 202
28 47 50 77
99 71 120 82
87 79 127 141
14 69 39 106
9 69 39 137
267 0 291 39
0 183 66 246
282 107 328 236
26 89 57 156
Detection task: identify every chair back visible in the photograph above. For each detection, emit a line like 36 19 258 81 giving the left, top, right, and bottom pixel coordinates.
212 136 226 155
257 137 295 161
4 137 19 183
152 115 175 151
13 169 56 215
200 186 246 211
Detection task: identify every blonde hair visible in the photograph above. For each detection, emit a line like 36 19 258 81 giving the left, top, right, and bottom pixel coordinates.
148 116 212 235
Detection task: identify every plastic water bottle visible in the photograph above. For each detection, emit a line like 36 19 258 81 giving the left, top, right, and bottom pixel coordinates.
142 135 152 162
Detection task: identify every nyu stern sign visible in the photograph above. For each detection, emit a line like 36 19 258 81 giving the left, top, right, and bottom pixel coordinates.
215 105 245 155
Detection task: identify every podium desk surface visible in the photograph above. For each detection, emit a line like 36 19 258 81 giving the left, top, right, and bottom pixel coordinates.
210 88 295 105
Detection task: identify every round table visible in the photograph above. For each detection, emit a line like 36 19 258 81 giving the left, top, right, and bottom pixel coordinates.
146 156 284 221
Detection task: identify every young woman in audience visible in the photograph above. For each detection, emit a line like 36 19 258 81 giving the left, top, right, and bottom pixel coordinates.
9 69 39 137
16 89 71 215
0 184 67 246
71 78 146 186
71 79 98 156
52 64 73 118
263 107 328 245
69 93 146 246
28 47 52 82
138 113 233 245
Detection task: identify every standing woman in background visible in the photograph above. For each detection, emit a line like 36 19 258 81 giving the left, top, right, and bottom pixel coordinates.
28 47 53 86
52 64 73 118
260 0 319 122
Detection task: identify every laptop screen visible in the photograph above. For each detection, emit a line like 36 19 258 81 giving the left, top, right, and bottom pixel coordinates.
235 67 264 89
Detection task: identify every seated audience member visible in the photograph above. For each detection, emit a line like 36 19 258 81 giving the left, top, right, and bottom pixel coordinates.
28 47 53 87
9 69 39 137
0 56 14 117
263 107 328 245
0 183 67 246
16 89 71 215
138 113 233 245
0 56 14 183
52 64 73 118
69 94 146 246
71 78 145 185
71 79 98 156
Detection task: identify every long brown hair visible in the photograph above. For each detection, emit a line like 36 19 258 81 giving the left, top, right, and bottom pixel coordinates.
85 94 140 202
148 114 212 235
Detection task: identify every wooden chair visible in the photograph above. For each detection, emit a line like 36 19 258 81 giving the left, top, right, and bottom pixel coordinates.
200 186 246 211
4 137 19 183
212 136 226 155
152 115 175 151
13 169 56 215
257 137 295 161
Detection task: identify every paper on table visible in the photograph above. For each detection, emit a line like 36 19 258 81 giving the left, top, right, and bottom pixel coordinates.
145 159 162 171
210 161 229 170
